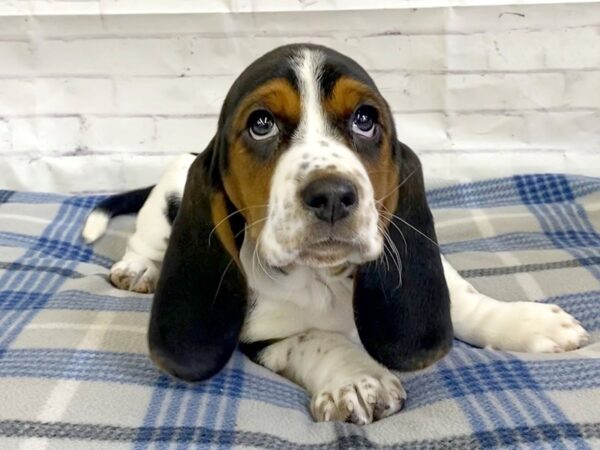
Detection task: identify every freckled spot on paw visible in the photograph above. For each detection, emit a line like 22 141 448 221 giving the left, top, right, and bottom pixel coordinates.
316 347 321 353
332 152 340 158
298 334 307 343
325 164 337 171
300 162 309 171
303 153 309 159
286 348 292 361
320 140 330 147
552 306 560 313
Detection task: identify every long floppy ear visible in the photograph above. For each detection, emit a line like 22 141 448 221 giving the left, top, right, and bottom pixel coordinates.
354 141 453 371
148 142 247 382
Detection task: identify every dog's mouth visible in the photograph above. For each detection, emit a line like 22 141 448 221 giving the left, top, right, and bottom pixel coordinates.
298 237 359 267
306 237 354 249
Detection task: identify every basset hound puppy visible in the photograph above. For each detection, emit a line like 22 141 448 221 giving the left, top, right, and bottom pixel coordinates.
83 44 588 425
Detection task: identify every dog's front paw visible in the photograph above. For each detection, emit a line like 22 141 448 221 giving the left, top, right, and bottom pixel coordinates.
109 257 159 294
491 302 589 353
310 370 406 425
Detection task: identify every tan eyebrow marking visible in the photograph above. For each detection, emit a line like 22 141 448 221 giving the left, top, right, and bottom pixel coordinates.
233 78 301 132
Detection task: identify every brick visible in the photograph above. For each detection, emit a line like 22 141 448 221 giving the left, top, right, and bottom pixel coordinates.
155 117 218 153
81 117 156 152
377 72 569 112
524 110 600 151
0 153 178 193
443 111 600 152
114 76 232 115
10 117 81 153
393 113 451 150
447 73 567 111
0 78 114 115
565 72 600 109
0 41 32 76
0 120 10 151
449 28 600 71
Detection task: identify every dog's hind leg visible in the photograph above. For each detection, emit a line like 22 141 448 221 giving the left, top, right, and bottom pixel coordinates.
108 154 195 293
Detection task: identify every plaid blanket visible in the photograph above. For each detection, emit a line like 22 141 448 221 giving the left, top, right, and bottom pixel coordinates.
0 173 599 450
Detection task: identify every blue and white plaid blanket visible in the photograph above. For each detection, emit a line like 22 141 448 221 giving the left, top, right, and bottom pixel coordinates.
0 174 599 449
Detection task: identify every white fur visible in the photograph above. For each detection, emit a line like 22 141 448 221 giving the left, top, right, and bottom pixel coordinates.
259 329 405 424
258 49 382 268
81 210 110 243
442 256 589 352
86 48 589 424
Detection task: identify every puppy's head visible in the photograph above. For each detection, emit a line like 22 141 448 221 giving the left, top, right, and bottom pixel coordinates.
215 44 399 270
149 44 451 383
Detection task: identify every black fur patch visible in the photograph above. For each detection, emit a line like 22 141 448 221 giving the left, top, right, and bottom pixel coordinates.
238 339 282 363
95 186 154 217
353 141 453 371
148 150 247 382
164 194 181 225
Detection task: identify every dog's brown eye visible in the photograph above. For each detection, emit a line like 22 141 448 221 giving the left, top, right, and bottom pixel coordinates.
352 105 377 138
248 110 278 140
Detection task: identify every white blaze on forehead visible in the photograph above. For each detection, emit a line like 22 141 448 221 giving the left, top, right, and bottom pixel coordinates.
292 49 328 140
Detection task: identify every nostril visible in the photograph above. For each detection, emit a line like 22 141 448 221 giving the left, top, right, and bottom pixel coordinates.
340 191 357 208
307 193 329 210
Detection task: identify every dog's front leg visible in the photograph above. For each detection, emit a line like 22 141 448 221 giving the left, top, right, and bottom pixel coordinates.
256 330 406 424
442 256 589 352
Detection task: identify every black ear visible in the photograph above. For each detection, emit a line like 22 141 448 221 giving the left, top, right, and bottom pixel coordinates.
148 143 247 382
354 141 453 371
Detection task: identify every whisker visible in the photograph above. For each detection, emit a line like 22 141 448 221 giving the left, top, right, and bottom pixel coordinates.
384 229 403 287
380 213 408 252
254 244 278 283
376 223 392 271
251 241 259 282
376 163 420 204
213 258 234 304
380 210 439 249
208 204 268 246
379 226 402 287
234 217 268 240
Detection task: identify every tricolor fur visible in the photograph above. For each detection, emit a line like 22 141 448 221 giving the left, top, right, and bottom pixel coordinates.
83 44 589 425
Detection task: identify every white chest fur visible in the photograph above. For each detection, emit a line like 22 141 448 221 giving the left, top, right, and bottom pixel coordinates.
239 238 360 344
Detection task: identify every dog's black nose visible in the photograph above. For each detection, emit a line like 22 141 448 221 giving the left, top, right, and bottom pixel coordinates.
301 176 358 224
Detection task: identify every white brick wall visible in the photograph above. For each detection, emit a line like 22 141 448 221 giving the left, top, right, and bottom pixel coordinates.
0 1 599 192
10 117 81 153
